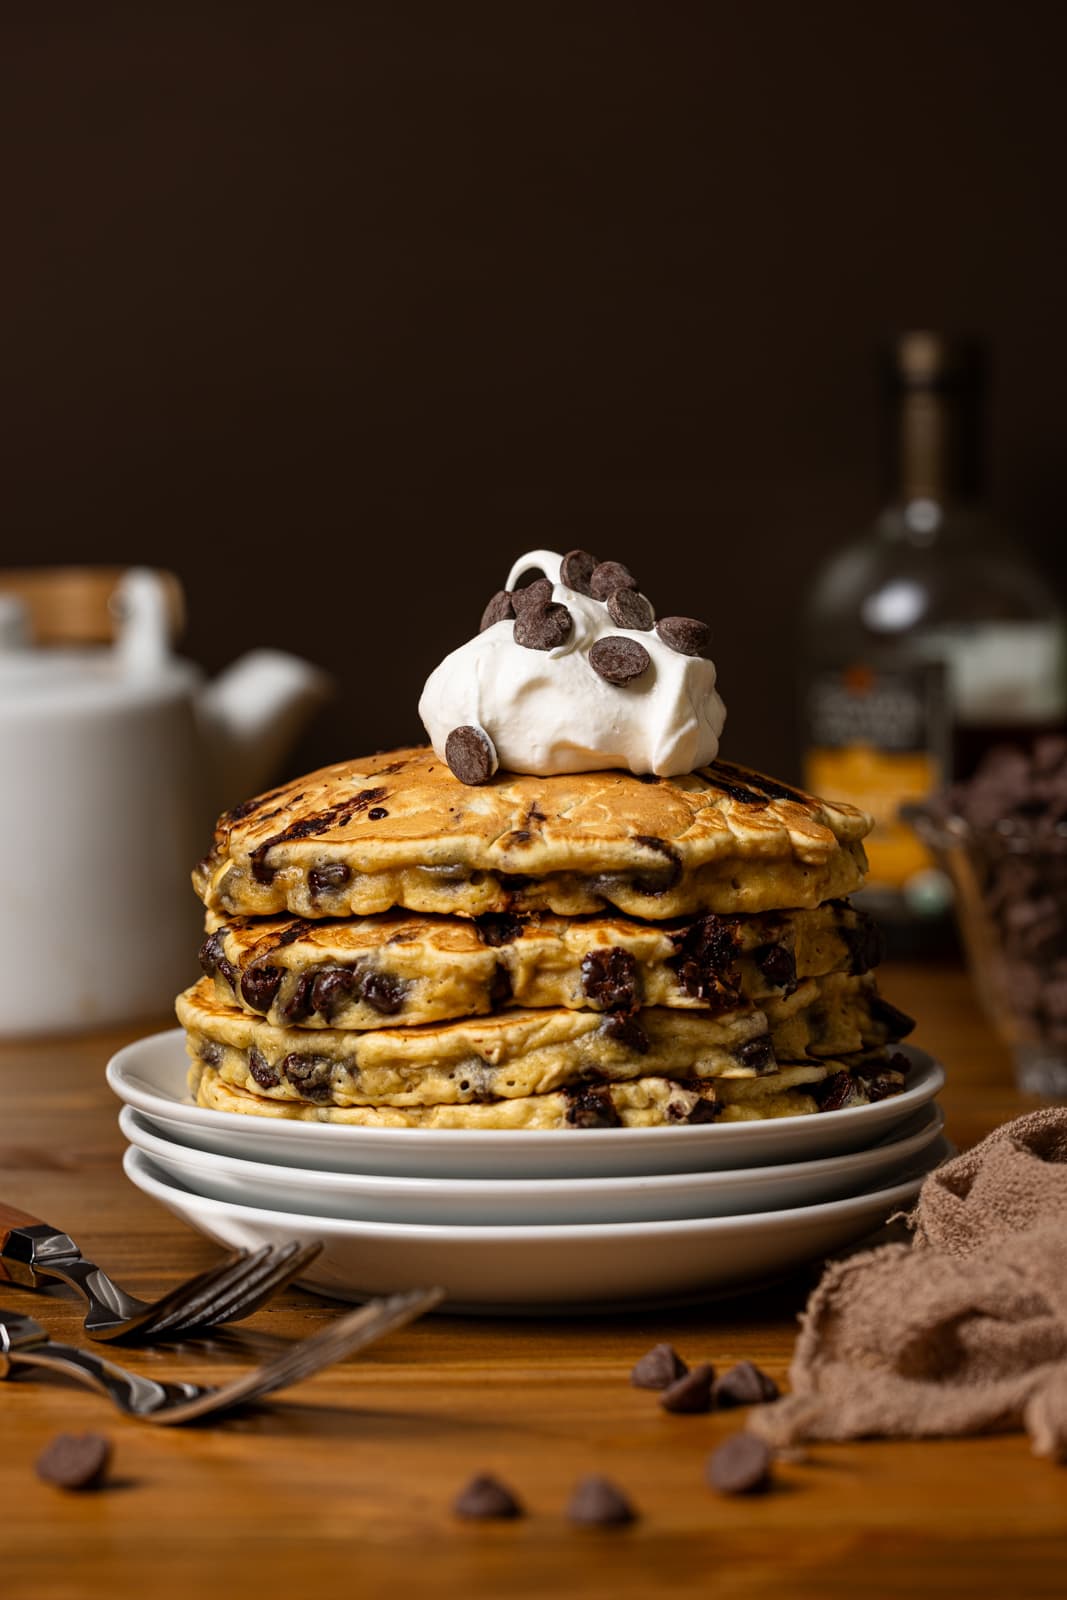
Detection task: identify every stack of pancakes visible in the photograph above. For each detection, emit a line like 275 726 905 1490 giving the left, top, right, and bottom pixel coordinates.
179 747 914 1131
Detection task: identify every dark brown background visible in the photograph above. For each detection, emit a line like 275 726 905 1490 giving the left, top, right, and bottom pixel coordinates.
5 2 1066 782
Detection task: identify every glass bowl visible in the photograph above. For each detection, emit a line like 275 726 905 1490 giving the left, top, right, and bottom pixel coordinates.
909 806 1067 1098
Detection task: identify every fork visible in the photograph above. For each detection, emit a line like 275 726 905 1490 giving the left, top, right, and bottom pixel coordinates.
0 1201 323 1343
0 1288 444 1423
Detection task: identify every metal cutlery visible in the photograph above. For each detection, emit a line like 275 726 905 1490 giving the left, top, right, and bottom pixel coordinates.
0 1287 444 1422
0 1201 322 1342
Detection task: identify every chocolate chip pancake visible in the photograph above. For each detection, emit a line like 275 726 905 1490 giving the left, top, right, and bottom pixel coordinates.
192 746 870 922
201 901 884 1031
190 1054 908 1129
176 971 912 1109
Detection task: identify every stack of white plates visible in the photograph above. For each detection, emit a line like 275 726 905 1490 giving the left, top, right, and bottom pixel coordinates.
109 1031 948 1313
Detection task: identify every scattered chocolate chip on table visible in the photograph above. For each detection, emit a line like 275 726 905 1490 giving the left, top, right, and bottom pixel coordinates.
659 1363 716 1414
35 1432 113 1492
453 1473 524 1520
631 1342 689 1390
566 1475 638 1527
706 1433 774 1496
714 1361 781 1408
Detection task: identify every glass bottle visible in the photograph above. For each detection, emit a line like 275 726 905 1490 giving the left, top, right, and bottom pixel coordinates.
801 332 1067 948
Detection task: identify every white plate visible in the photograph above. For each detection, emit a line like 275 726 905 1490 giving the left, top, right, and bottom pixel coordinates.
119 1102 945 1226
107 1030 946 1179
123 1138 950 1312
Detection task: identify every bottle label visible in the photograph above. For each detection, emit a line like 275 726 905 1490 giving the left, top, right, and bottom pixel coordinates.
803 664 946 891
921 621 1067 723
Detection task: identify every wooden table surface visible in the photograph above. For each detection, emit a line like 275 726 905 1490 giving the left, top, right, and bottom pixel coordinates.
3 962 1064 1600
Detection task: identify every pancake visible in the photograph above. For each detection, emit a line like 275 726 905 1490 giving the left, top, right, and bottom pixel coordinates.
190 1055 908 1129
201 901 884 1031
193 746 870 921
175 972 912 1109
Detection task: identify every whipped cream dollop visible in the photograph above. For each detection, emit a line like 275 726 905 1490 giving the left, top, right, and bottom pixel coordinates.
418 549 727 779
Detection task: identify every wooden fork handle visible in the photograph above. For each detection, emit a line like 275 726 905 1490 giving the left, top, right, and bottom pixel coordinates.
0 1201 54 1284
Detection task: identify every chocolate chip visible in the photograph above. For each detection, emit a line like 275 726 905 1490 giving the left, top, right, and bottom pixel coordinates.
367 807 388 821
589 561 638 601
686 1096 721 1124
606 589 654 631
198 930 226 979
589 636 651 685
480 590 515 631
514 600 573 651
659 1362 715 1414
631 1342 689 1390
453 1472 524 1520
560 548 599 595
668 914 742 1005
280 972 315 1025
362 971 409 1015
251 855 277 886
713 1361 780 1408
35 1432 112 1491
309 862 351 896
310 966 359 1020
476 913 527 946
656 616 711 657
736 1035 775 1072
566 1475 637 1527
706 1433 774 1495
565 1084 623 1128
511 576 554 612
248 1047 279 1090
601 1012 650 1054
864 1072 904 1102
581 947 639 1009
753 943 797 993
815 1070 860 1112
199 931 237 991
282 1052 333 1099
240 963 283 1014
445 725 497 786
631 835 683 895
841 911 886 975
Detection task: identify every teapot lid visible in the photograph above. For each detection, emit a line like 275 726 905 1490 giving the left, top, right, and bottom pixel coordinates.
0 573 197 710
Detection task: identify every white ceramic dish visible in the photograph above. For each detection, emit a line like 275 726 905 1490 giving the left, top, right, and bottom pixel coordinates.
107 1030 946 1180
119 1102 945 1226
123 1138 950 1312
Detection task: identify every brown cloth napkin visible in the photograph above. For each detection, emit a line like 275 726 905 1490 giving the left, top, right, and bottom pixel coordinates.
750 1109 1067 1459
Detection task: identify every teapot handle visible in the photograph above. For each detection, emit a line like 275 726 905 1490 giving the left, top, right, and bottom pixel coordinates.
112 568 185 676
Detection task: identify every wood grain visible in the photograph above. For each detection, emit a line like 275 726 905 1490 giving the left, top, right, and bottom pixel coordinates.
1 963 1063 1600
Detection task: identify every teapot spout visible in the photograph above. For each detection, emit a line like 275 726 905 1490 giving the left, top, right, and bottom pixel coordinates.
199 650 333 807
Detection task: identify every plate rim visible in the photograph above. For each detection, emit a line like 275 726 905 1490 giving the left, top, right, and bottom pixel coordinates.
118 1100 945 1196
123 1138 948 1244
108 1030 945 1150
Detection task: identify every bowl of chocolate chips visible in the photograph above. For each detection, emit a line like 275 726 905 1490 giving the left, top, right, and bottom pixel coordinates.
910 737 1067 1098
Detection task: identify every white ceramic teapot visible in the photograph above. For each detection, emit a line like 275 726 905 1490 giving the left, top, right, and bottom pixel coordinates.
0 569 331 1035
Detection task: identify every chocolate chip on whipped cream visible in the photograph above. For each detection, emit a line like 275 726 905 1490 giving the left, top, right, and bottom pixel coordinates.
514 599 573 651
445 724 498 786
420 549 726 777
656 616 711 658
589 636 651 686
560 547 599 594
512 576 555 613
480 590 515 631
589 560 638 600
606 589 654 631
